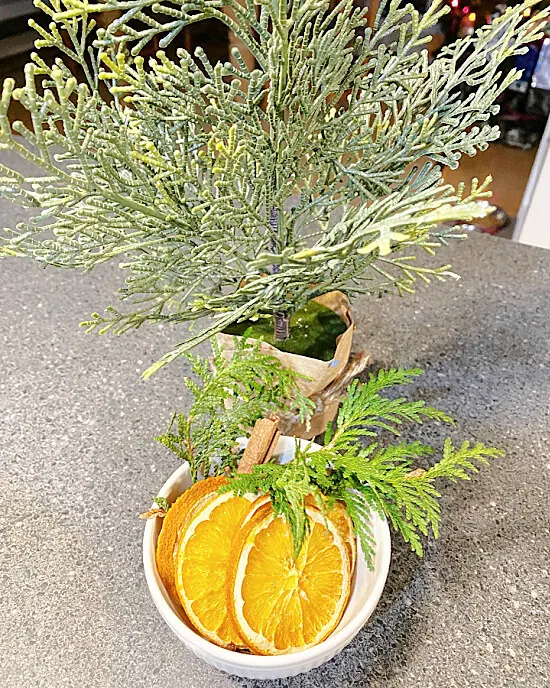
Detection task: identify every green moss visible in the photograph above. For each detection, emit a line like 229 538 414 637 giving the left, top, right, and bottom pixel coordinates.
223 300 347 361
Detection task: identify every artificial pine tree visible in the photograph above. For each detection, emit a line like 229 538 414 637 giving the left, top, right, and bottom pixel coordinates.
0 0 546 377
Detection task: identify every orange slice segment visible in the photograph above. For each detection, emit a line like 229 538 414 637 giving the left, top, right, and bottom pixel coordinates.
228 504 351 655
174 491 256 649
305 495 357 576
156 476 227 604
324 500 357 577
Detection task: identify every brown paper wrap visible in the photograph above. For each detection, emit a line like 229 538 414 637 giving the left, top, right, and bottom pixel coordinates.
216 291 355 440
279 351 371 439
287 398 341 440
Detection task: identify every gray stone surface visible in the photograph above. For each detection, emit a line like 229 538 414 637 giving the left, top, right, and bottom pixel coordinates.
1 179 549 687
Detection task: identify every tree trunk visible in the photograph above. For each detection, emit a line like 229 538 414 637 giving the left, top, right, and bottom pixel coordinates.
270 206 289 341
273 311 290 341
269 206 280 274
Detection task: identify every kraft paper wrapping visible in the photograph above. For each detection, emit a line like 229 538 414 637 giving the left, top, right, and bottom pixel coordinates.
289 398 341 441
216 291 355 439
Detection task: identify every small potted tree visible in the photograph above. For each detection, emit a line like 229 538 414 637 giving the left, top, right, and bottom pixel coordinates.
0 0 545 430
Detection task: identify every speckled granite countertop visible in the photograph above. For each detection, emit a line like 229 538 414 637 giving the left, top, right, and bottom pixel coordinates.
1 178 549 687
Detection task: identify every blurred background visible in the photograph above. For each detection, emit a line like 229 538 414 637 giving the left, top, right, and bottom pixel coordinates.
1 0 549 241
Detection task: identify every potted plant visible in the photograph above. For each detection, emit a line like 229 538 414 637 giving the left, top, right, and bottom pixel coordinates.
0 0 545 425
142 341 502 678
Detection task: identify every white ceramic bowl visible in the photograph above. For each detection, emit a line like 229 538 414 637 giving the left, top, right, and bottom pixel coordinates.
143 436 391 680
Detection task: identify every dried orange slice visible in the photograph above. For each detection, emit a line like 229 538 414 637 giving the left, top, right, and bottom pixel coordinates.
228 504 351 655
156 476 227 604
241 493 270 524
305 495 357 575
174 491 256 649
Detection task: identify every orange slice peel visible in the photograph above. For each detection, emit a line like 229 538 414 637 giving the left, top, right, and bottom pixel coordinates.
155 476 228 604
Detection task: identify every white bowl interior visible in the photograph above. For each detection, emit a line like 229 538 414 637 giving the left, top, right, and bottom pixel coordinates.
143 436 391 679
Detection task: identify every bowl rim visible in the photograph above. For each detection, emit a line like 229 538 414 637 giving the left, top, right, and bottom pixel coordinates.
143 442 392 668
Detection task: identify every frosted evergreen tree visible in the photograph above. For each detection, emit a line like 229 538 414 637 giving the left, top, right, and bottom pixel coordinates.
0 0 545 376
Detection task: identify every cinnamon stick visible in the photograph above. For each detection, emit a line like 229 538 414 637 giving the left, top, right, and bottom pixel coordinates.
237 416 281 474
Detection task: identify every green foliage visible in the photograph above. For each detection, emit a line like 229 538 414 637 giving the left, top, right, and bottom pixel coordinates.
228 368 503 563
155 336 314 479
152 495 171 512
227 452 316 559
0 0 547 375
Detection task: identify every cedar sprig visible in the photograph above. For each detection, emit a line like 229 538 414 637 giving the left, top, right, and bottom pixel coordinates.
155 336 314 479
228 368 503 564
152 495 171 512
